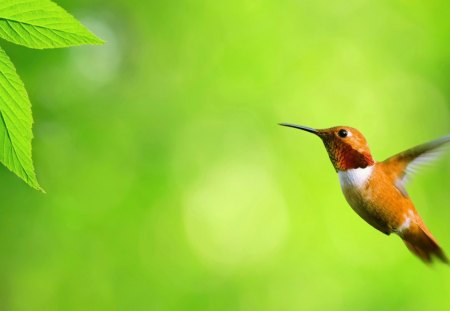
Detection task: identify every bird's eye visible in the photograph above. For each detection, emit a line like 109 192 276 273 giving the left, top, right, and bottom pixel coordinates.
338 129 348 138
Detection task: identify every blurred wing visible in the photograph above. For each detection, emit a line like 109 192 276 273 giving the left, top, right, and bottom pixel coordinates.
382 134 450 189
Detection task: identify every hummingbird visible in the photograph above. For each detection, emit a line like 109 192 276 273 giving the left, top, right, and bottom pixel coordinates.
280 123 450 264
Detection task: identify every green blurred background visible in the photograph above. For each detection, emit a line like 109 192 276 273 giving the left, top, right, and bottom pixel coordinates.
0 0 449 310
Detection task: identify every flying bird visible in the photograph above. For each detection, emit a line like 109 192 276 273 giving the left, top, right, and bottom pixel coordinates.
280 123 450 264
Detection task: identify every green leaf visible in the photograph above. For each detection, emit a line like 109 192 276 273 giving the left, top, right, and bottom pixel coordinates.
0 0 103 49
0 45 41 190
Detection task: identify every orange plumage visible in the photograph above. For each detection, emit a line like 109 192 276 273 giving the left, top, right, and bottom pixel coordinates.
280 123 450 264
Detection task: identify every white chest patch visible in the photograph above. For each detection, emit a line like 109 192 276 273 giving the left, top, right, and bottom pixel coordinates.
338 166 374 189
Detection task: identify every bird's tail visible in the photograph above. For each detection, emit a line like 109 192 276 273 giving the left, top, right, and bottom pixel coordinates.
401 224 448 264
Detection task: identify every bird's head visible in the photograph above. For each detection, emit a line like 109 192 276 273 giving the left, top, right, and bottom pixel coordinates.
280 123 374 171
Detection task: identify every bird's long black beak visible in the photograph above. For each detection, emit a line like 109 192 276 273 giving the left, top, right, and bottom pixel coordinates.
278 123 319 135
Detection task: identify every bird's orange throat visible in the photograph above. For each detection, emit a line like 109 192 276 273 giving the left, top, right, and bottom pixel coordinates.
324 140 375 171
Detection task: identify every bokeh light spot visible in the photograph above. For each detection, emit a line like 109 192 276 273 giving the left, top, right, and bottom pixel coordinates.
69 16 122 86
184 158 289 272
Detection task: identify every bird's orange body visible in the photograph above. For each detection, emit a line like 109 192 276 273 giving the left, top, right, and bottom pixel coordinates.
280 123 450 264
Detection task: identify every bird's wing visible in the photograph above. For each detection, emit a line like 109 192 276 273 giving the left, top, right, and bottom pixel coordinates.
382 134 450 193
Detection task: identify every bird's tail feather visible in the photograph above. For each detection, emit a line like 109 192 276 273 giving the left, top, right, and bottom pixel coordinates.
402 225 448 264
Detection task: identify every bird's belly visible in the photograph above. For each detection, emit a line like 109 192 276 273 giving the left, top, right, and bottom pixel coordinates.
340 184 391 234
340 185 372 216
338 167 392 234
